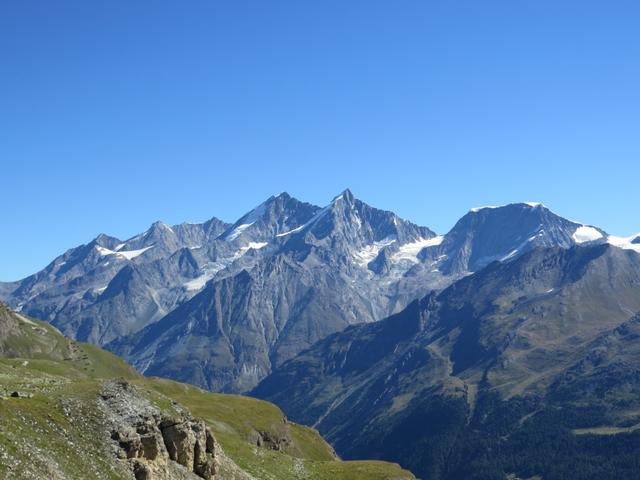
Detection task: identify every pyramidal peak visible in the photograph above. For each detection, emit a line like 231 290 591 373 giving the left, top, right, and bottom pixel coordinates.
148 220 175 232
221 192 320 242
331 188 355 203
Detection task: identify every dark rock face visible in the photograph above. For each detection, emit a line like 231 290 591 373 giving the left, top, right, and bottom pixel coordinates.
254 244 640 480
132 460 152 480
100 379 217 479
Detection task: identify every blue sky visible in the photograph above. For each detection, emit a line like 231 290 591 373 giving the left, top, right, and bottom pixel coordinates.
1 1 639 281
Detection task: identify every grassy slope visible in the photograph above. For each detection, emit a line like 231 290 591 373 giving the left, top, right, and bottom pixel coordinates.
0 306 414 480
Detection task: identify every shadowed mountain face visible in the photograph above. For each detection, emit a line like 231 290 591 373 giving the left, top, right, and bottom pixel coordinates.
0 191 624 392
253 244 640 479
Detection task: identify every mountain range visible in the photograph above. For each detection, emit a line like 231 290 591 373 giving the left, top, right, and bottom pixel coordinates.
1 190 638 395
253 242 640 479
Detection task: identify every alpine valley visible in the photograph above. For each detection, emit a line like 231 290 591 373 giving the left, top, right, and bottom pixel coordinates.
2 190 640 479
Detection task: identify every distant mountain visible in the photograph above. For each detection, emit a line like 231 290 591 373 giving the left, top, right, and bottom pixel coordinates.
253 243 640 479
4 215 230 345
2 191 633 392
431 202 592 274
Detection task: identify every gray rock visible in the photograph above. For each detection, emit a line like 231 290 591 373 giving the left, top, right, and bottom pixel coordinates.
100 379 217 479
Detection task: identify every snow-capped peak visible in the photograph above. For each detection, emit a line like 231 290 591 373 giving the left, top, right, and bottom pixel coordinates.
470 202 544 213
331 188 354 204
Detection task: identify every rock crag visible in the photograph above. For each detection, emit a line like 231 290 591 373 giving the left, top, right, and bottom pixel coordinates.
100 379 217 480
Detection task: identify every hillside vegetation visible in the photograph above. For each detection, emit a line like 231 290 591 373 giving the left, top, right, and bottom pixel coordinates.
0 303 414 480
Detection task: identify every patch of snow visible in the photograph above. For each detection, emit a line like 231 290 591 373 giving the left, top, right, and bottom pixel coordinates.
154 222 173 232
230 242 268 261
183 258 237 291
353 237 397 266
500 230 544 262
243 242 268 251
501 249 520 261
470 206 499 213
114 243 125 251
392 236 444 262
276 203 332 238
224 201 270 241
572 226 603 244
184 242 268 292
471 202 544 213
224 223 254 241
96 246 113 256
94 286 107 294
608 234 640 253
118 246 154 260
96 245 154 260
276 225 306 237
424 235 445 247
184 273 214 291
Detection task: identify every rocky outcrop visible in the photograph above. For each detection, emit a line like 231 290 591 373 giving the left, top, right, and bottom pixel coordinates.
250 428 291 451
158 418 216 478
99 378 217 479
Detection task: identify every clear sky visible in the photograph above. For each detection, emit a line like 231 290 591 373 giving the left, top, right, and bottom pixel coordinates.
1 1 639 281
